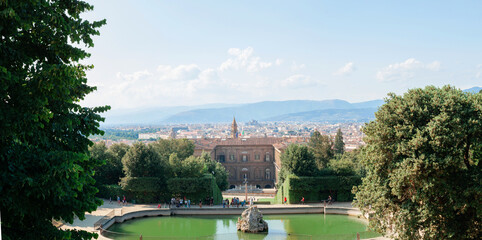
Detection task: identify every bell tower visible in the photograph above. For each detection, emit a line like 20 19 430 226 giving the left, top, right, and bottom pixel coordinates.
231 117 238 138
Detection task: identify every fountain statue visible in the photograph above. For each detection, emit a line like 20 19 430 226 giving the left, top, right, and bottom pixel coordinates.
236 206 268 233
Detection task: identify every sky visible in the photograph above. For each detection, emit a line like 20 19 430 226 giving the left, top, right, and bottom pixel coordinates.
81 0 482 110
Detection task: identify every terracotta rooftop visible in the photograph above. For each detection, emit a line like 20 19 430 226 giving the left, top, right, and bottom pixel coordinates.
192 137 309 150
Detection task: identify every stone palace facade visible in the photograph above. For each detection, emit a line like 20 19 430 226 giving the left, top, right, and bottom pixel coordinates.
193 118 308 189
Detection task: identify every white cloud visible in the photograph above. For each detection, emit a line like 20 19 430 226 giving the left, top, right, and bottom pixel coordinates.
426 61 441 71
85 47 320 108
156 64 201 81
376 58 441 81
281 74 316 88
275 58 283 66
291 62 306 71
219 47 274 72
333 62 355 76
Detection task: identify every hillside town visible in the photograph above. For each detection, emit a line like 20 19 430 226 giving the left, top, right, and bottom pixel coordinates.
92 121 366 151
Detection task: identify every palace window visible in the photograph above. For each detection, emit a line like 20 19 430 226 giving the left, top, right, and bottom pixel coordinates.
255 154 260 160
242 155 247 162
218 155 225 162
265 169 271 179
242 168 248 180
230 154 235 161
265 153 270 162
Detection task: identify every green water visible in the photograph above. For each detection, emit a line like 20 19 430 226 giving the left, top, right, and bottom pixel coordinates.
105 214 381 240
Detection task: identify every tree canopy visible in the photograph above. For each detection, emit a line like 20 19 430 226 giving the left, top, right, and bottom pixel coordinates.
354 86 481 239
115 140 229 202
0 0 107 239
309 130 334 169
281 144 317 177
334 128 345 154
150 138 195 162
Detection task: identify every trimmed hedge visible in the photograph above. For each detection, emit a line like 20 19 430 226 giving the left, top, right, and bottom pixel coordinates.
97 184 126 199
275 175 361 204
98 175 223 204
168 175 223 205
120 177 164 203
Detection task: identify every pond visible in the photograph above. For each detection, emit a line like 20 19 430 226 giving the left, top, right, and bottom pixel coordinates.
103 214 381 240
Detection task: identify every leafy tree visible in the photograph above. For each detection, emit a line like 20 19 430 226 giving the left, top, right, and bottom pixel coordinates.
120 143 169 202
281 144 317 178
90 142 116 185
200 152 229 191
150 139 195 162
212 161 229 191
168 153 182 177
328 147 364 176
169 151 229 190
309 130 334 169
179 156 205 178
106 143 130 181
354 86 481 239
0 0 106 239
334 128 345 154
109 143 130 164
122 142 166 178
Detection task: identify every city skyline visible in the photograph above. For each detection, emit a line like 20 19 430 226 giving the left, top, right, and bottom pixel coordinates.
81 0 482 110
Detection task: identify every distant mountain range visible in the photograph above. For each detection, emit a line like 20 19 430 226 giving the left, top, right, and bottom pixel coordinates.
464 86 482 93
163 100 383 123
102 99 384 125
101 87 480 125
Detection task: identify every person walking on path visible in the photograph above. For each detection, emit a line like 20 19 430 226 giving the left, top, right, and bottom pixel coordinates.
301 197 305 205
284 197 287 204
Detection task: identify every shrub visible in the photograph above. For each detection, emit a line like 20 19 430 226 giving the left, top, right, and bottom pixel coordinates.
275 175 361 203
167 175 222 204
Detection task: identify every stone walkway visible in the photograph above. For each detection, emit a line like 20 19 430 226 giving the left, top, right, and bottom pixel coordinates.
62 199 390 240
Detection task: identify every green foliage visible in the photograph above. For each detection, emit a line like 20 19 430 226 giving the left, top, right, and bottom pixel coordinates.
167 175 223 204
90 142 124 185
99 129 138 140
0 0 107 239
179 156 205 178
328 148 365 176
95 128 162 141
334 128 345 154
200 151 229 191
354 86 481 239
109 143 130 164
275 175 361 204
120 177 161 192
281 144 317 177
97 184 125 200
120 177 162 203
122 142 167 178
309 131 334 169
150 138 195 162
111 140 228 203
120 143 169 202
